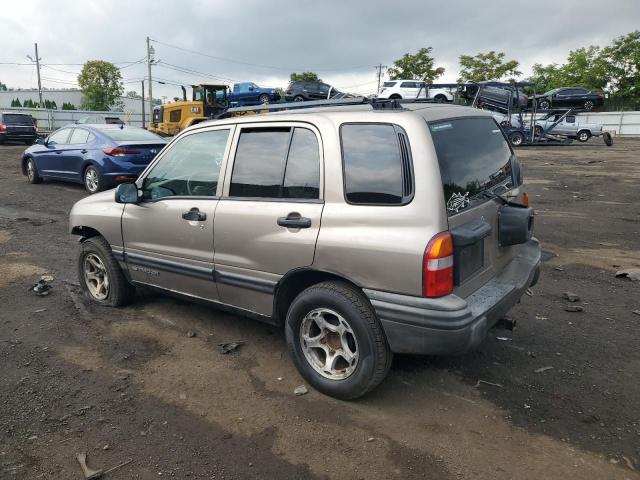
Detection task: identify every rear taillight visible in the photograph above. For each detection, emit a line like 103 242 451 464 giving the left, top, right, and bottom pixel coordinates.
423 231 454 298
102 147 140 156
0 123 6 132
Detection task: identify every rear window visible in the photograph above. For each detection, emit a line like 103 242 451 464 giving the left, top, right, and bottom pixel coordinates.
429 117 514 215
3 114 33 125
382 81 396 87
95 126 162 142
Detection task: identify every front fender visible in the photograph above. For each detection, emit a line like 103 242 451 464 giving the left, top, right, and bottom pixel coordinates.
69 190 124 247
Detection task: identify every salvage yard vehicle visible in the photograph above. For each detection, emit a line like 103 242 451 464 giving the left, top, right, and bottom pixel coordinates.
22 124 167 193
69 101 541 399
531 113 604 142
284 81 343 102
0 112 38 145
529 87 604 111
149 83 230 136
376 80 453 103
228 82 280 106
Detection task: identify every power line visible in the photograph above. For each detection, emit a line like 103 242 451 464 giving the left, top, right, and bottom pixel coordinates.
157 61 236 83
150 38 373 72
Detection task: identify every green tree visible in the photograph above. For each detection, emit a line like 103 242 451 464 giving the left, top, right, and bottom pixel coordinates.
388 47 445 82
290 72 321 82
602 30 640 103
77 60 124 111
11 98 22 107
61 102 77 110
457 51 521 82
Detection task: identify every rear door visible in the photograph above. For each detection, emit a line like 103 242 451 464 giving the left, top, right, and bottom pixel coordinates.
428 117 518 298
63 128 93 180
400 81 419 99
121 126 234 301
214 123 323 315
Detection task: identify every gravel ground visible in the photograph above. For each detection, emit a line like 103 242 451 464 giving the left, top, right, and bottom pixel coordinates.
0 137 639 479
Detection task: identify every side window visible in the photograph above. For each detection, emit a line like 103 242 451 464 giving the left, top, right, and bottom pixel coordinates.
47 129 71 145
566 115 576 123
341 123 412 205
142 129 229 200
169 110 181 122
68 129 90 144
283 129 320 199
86 133 96 143
230 127 320 200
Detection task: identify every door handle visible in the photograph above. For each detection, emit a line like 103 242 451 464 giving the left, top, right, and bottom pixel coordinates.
55 151 63 154
81 149 88 154
182 207 206 222
277 213 311 229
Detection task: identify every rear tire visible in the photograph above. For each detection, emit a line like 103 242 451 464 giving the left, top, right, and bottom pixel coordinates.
583 100 594 111
83 165 103 194
259 94 270 104
293 95 304 102
78 236 135 307
285 281 392 400
603 131 613 146
434 94 447 103
538 99 550 110
26 158 42 184
389 94 402 100
577 130 591 142
509 131 525 146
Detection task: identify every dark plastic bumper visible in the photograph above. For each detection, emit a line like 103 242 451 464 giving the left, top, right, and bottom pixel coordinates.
365 238 541 355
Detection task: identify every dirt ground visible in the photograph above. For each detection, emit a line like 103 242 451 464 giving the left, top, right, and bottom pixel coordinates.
1 136 639 480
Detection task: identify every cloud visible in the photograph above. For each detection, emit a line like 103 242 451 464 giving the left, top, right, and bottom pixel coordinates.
1 0 638 97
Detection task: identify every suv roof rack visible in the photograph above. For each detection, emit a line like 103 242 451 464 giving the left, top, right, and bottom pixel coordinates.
218 96 438 118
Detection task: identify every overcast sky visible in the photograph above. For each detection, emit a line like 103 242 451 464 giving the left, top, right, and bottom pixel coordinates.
1 0 639 100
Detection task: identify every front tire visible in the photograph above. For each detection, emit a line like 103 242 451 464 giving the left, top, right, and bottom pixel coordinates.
285 281 392 400
26 158 42 184
509 131 525 146
583 100 594 111
78 236 135 307
538 99 551 110
83 165 102 194
293 95 304 102
434 94 447 103
577 130 591 142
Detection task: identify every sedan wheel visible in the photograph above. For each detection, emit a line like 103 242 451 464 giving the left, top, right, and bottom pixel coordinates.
83 253 110 301
84 167 100 193
577 130 591 142
293 95 304 102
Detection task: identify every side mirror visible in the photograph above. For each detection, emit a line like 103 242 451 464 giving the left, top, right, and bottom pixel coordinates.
35 138 45 145
248 86 254 91
115 183 140 204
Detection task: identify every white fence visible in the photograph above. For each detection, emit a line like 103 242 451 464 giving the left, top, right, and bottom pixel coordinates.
2 107 145 131
576 111 640 136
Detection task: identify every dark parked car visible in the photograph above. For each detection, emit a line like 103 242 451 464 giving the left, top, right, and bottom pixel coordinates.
284 81 343 102
530 87 604 111
21 124 167 193
0 112 38 145
459 82 528 110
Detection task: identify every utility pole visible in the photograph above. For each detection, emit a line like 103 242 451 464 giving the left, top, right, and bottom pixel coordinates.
27 43 44 109
375 64 387 94
141 79 145 128
146 36 154 126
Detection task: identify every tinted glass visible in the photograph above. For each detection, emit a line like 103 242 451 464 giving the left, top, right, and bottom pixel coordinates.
47 129 71 145
382 81 397 87
230 128 291 198
400 82 416 88
566 115 576 123
283 128 320 199
429 118 513 216
68 129 90 144
142 129 229 199
3 114 33 125
341 124 404 204
95 126 163 142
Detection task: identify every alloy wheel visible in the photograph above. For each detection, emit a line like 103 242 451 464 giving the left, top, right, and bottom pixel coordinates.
27 160 35 182
85 168 99 193
300 308 359 380
83 253 109 300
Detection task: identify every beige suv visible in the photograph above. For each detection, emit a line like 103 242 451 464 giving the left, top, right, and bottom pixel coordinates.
69 102 541 399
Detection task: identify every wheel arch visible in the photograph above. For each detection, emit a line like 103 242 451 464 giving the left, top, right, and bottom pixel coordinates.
273 268 364 327
71 225 103 241
21 154 33 175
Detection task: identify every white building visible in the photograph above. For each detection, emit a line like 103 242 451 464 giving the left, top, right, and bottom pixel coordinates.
0 89 145 114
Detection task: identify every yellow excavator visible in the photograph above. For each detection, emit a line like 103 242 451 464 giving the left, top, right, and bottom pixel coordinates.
148 83 230 136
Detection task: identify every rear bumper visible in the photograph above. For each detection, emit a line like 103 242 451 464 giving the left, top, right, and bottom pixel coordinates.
365 238 541 355
0 131 37 142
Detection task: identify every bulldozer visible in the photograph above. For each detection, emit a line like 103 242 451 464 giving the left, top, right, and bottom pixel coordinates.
148 83 230 136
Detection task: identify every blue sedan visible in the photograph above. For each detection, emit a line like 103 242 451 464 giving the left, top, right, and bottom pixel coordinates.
21 124 167 193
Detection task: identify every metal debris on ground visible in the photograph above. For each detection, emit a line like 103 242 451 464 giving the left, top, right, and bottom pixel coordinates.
615 268 640 282
29 279 53 296
40 274 54 282
535 315 549 321
186 330 196 338
525 288 533 296
34 308 47 313
218 341 244 354
534 366 554 373
475 379 504 388
633 310 640 317
565 305 584 312
496 336 511 341
294 385 308 396
554 266 564 271
562 292 580 302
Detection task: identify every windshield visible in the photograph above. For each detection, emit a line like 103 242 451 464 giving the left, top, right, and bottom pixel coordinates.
429 117 514 215
543 88 560 96
95 126 163 142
